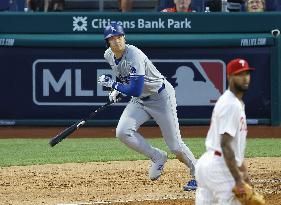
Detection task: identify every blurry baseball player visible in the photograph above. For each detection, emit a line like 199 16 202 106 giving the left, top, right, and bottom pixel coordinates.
195 58 254 204
98 22 197 190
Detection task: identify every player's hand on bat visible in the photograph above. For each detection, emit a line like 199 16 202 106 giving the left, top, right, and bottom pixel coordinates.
109 90 122 102
98 74 115 88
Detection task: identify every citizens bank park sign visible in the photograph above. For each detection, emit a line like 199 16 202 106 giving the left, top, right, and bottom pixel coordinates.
72 16 192 32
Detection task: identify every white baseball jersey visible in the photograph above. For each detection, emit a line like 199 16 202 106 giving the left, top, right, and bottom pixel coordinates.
205 89 247 166
104 44 164 98
195 89 248 205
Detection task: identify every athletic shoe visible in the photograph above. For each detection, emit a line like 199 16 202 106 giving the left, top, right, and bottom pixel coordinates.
149 149 168 181
183 179 197 191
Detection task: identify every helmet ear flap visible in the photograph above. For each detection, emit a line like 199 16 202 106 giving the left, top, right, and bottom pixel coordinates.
105 39 110 48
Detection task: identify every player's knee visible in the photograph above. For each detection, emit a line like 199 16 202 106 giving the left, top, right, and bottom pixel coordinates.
116 126 132 141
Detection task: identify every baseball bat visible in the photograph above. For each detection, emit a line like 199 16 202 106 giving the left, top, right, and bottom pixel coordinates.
49 100 115 147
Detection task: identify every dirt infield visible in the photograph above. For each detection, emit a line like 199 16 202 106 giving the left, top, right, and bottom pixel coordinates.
0 158 280 205
0 125 280 205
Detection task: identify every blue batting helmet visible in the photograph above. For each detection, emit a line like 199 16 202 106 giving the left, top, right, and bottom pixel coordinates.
104 22 125 40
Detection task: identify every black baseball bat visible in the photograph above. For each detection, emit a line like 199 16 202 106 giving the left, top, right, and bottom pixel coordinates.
49 100 115 147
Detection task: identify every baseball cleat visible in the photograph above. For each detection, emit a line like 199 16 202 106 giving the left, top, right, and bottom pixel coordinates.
183 179 197 191
149 149 168 181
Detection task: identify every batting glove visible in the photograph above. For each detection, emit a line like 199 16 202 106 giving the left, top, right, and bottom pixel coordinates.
109 90 122 103
98 74 115 88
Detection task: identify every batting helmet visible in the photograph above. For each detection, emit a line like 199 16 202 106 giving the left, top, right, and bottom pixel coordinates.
104 23 125 47
104 23 125 40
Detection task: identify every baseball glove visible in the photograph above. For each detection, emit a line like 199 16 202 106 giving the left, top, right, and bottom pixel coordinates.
232 183 265 205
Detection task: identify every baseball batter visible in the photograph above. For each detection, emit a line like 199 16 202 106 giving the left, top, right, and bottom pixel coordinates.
195 59 254 204
98 22 197 190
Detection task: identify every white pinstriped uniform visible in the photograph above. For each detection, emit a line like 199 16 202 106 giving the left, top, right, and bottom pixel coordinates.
104 44 197 176
195 90 247 205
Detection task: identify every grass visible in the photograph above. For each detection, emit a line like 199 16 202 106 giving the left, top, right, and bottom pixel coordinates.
0 138 280 167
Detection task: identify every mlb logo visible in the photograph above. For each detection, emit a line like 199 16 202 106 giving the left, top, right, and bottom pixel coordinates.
153 59 226 106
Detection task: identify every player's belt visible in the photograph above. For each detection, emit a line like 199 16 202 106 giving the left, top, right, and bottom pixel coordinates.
214 150 222 157
140 83 165 101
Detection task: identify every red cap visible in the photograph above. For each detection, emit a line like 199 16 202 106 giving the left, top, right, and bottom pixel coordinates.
227 59 254 75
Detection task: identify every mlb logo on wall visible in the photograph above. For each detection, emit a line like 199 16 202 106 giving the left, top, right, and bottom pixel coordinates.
153 59 226 106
